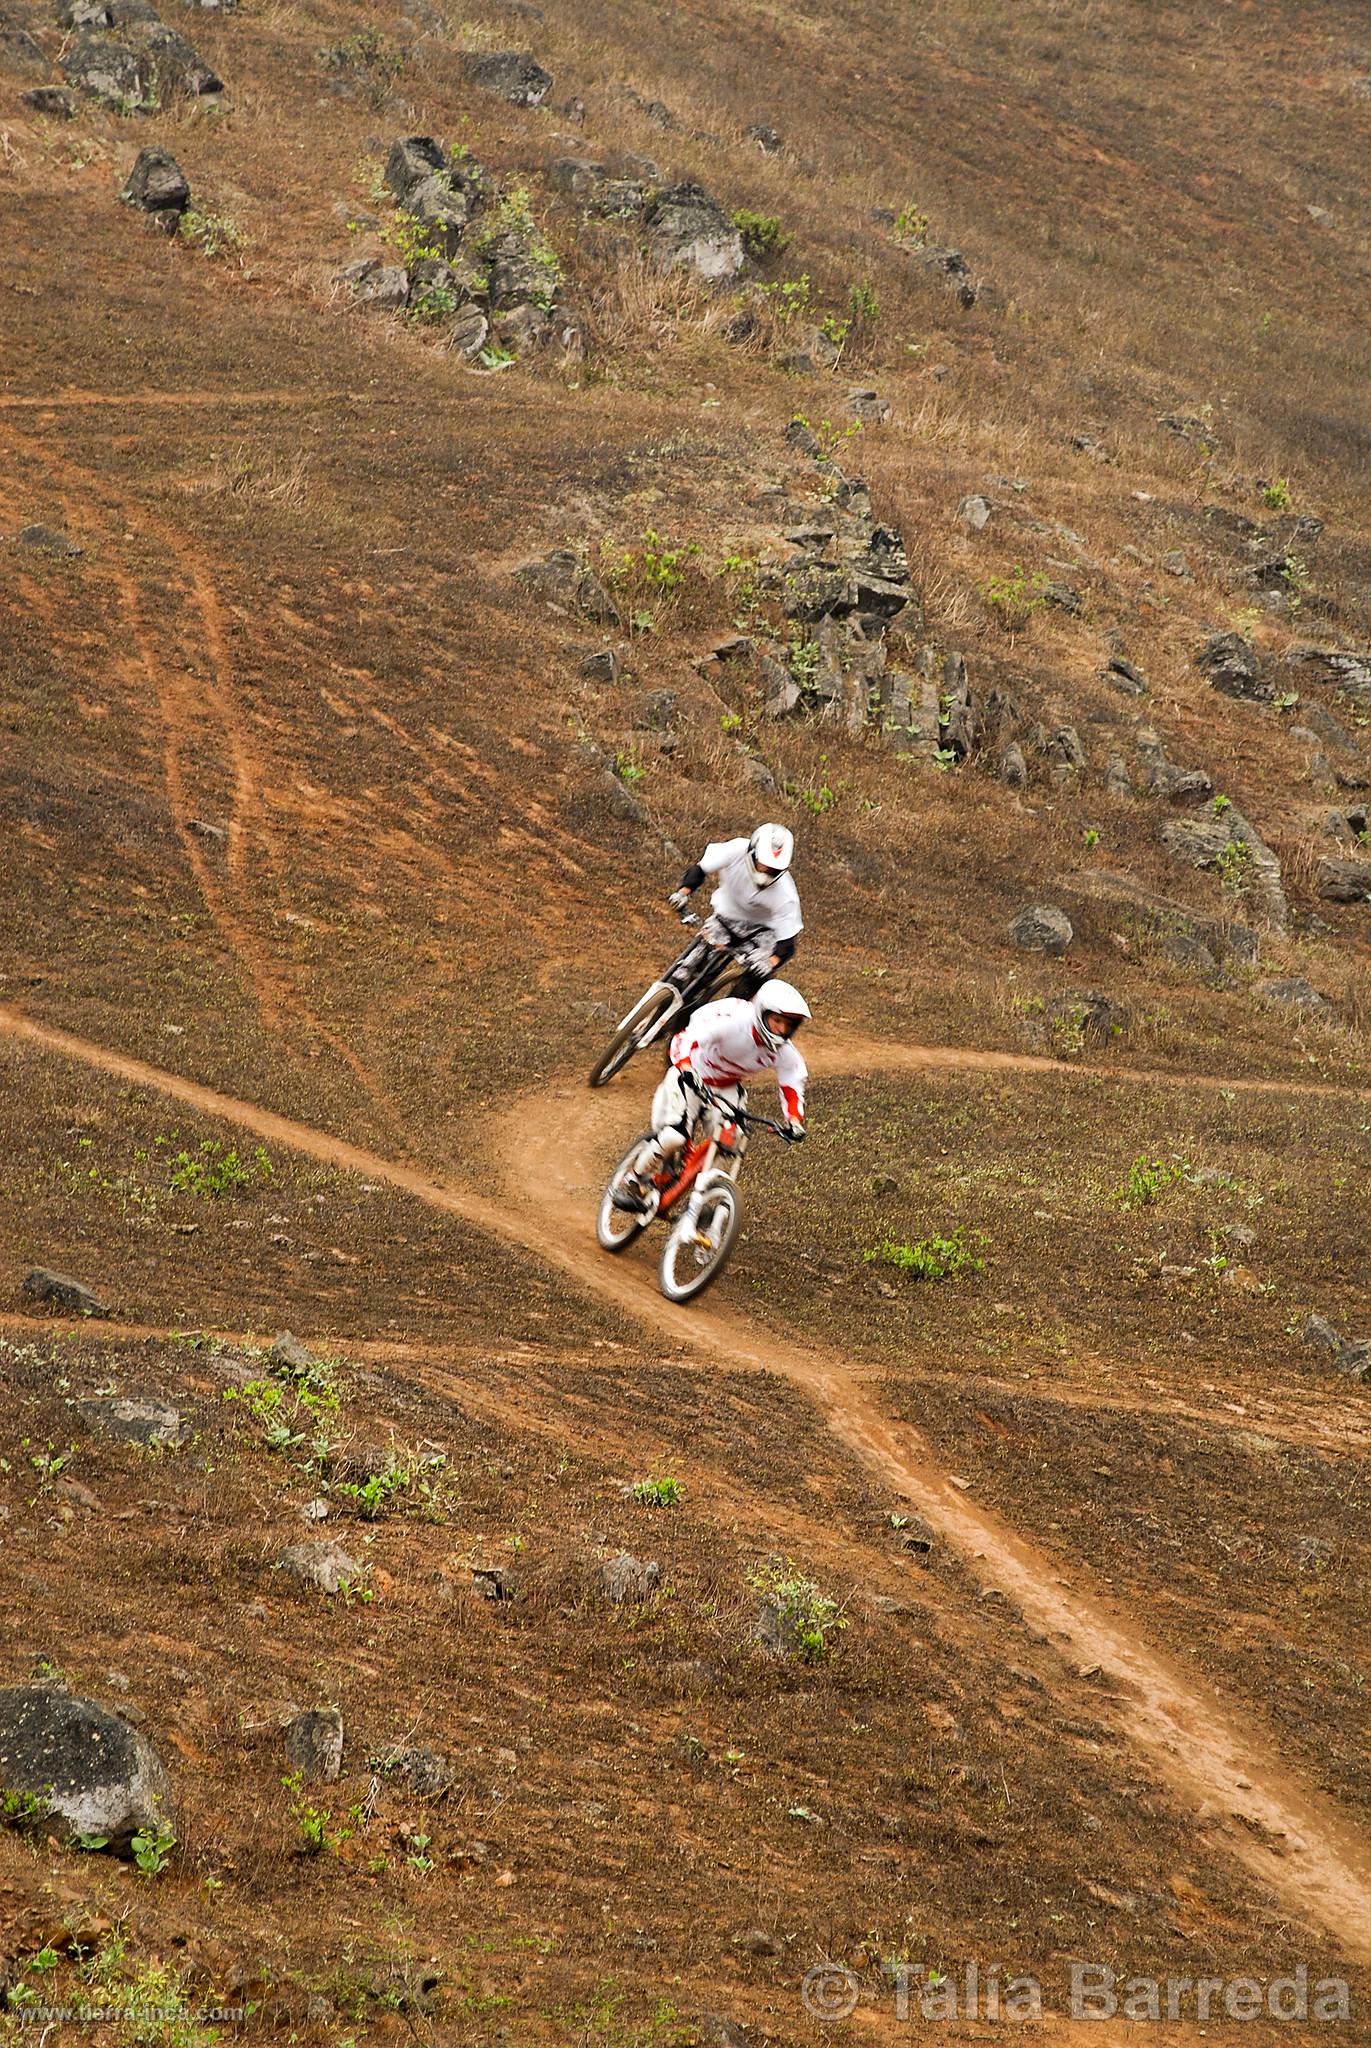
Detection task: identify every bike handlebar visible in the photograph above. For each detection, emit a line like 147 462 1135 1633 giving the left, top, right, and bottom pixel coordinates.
698 1089 799 1141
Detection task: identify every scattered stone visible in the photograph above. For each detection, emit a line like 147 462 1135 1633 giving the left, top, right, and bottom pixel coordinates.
513 547 620 625
597 1552 661 1603
1222 1223 1258 1252
1300 1314 1370 1383
579 648 619 684
120 143 189 214
1162 550 1190 578
1195 631 1270 702
1042 580 1083 615
745 120 781 151
186 817 226 844
1009 904 1073 957
350 262 410 312
1159 807 1286 931
383 133 445 204
1101 654 1147 696
1316 857 1371 904
385 1746 454 1796
1134 727 1212 804
958 493 991 531
1105 756 1133 798
0 6 47 71
448 305 488 357
736 1927 782 1957
695 2014 752 2048
462 48 550 106
845 387 890 425
779 323 840 376
999 742 1027 790
61 13 221 107
0 1686 172 1851
471 1565 516 1601
283 1707 343 1784
22 85 76 115
276 1542 361 1596
644 182 743 280
16 524 83 556
269 1331 314 1375
1255 975 1333 1015
1302 1313 1345 1359
78 1395 186 1446
21 1268 109 1317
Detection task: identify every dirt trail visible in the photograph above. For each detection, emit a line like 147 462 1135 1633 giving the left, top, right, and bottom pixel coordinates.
3 1001 1371 1961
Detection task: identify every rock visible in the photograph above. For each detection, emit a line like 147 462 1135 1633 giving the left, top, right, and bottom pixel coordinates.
645 182 743 280
597 1552 661 1603
1316 857 1371 903
269 1331 314 1375
1010 904 1072 956
383 133 445 203
1163 551 1190 578
120 145 189 214
77 1395 186 1446
22 84 77 114
1101 655 1147 696
845 388 890 425
21 1268 109 1316
448 305 489 357
1045 990 1127 1048
462 48 550 106
0 1686 171 1851
276 1542 361 1596
1042 580 1083 615
403 173 471 256
493 302 551 351
1302 1313 1345 1359
354 263 409 311
696 2017 752 2048
1195 631 1270 702
513 548 620 624
283 1707 343 1783
999 742 1027 789
1134 728 1212 804
579 648 619 683
0 6 47 72
746 120 781 151
1105 756 1132 798
636 690 676 730
386 1746 454 1796
1159 808 1286 930
1255 975 1332 1015
736 1926 782 1957
471 1565 516 1601
16 523 83 557
779 323 841 375
1340 1340 1371 1383
1223 1223 1258 1252
958 493 991 531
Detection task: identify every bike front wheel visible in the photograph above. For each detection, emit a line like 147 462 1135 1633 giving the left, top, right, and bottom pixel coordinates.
588 985 677 1089
596 1132 656 1252
658 1182 742 1302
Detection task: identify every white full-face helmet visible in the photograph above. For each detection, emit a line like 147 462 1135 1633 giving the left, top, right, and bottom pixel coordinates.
752 978 811 1052
746 822 794 889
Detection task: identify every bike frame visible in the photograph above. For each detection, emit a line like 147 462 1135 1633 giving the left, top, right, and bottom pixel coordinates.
610 915 764 1046
647 1096 784 1224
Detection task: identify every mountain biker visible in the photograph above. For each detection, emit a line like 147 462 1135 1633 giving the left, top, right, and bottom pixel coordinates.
613 979 810 1212
667 823 802 1003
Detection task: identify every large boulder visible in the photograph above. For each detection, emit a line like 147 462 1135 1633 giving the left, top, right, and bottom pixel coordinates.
1195 631 1271 702
1159 808 1286 931
21 1268 109 1316
512 548 620 624
0 7 48 74
0 1686 172 1851
645 183 743 280
78 1394 187 1445
462 48 550 105
404 173 471 256
597 1552 661 1603
276 1541 362 1595
60 30 144 105
1009 904 1073 957
1316 857 1371 903
383 133 445 204
120 145 190 215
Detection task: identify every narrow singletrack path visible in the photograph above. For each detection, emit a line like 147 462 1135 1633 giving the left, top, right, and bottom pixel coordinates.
3 1001 1370 1961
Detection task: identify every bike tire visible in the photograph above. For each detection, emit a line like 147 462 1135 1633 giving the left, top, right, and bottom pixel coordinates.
588 985 677 1089
596 1132 656 1252
658 1182 743 1302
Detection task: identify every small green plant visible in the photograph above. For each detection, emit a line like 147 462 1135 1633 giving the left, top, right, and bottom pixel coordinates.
22 1439 74 1494
319 24 404 90
408 278 460 325
1212 793 1232 815
1216 837 1253 894
863 1229 987 1282
731 208 790 261
1083 828 1101 850
846 278 880 326
788 779 839 816
632 1476 682 1507
786 633 820 687
719 711 743 735
131 1821 176 1876
178 208 245 259
379 212 443 270
222 1358 342 1473
893 203 929 244
1112 1155 1182 1209
168 1139 272 1198
1260 476 1293 511
933 746 957 773
476 342 518 371
641 527 695 595
613 749 645 785
1282 555 1310 612
1272 689 1300 712
983 564 1049 629
1 1787 51 1832
335 1449 449 1521
766 272 811 321
284 1771 331 1856
403 1828 434 1874
747 1557 848 1664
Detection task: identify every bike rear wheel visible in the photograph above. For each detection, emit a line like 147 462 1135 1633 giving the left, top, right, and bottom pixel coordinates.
596 1132 656 1252
588 985 677 1089
658 1182 742 1302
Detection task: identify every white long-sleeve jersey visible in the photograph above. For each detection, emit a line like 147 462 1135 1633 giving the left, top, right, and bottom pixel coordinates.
669 997 807 1124
698 837 803 944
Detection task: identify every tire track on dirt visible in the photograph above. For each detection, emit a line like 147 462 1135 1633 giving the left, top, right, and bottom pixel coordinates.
2 1001 1370 1960
6 423 405 1130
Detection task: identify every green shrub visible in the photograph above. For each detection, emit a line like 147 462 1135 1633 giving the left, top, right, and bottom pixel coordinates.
731 208 790 261
748 1558 847 1663
632 1476 682 1507
863 1228 987 1281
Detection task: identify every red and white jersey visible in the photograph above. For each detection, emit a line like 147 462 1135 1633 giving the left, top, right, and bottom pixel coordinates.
670 997 807 1124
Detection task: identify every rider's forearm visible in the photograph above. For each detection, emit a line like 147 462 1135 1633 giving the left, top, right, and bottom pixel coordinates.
677 863 705 893
770 934 797 968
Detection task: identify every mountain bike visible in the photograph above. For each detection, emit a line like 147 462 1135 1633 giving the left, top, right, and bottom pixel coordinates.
587 912 767 1089
595 1088 799 1303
